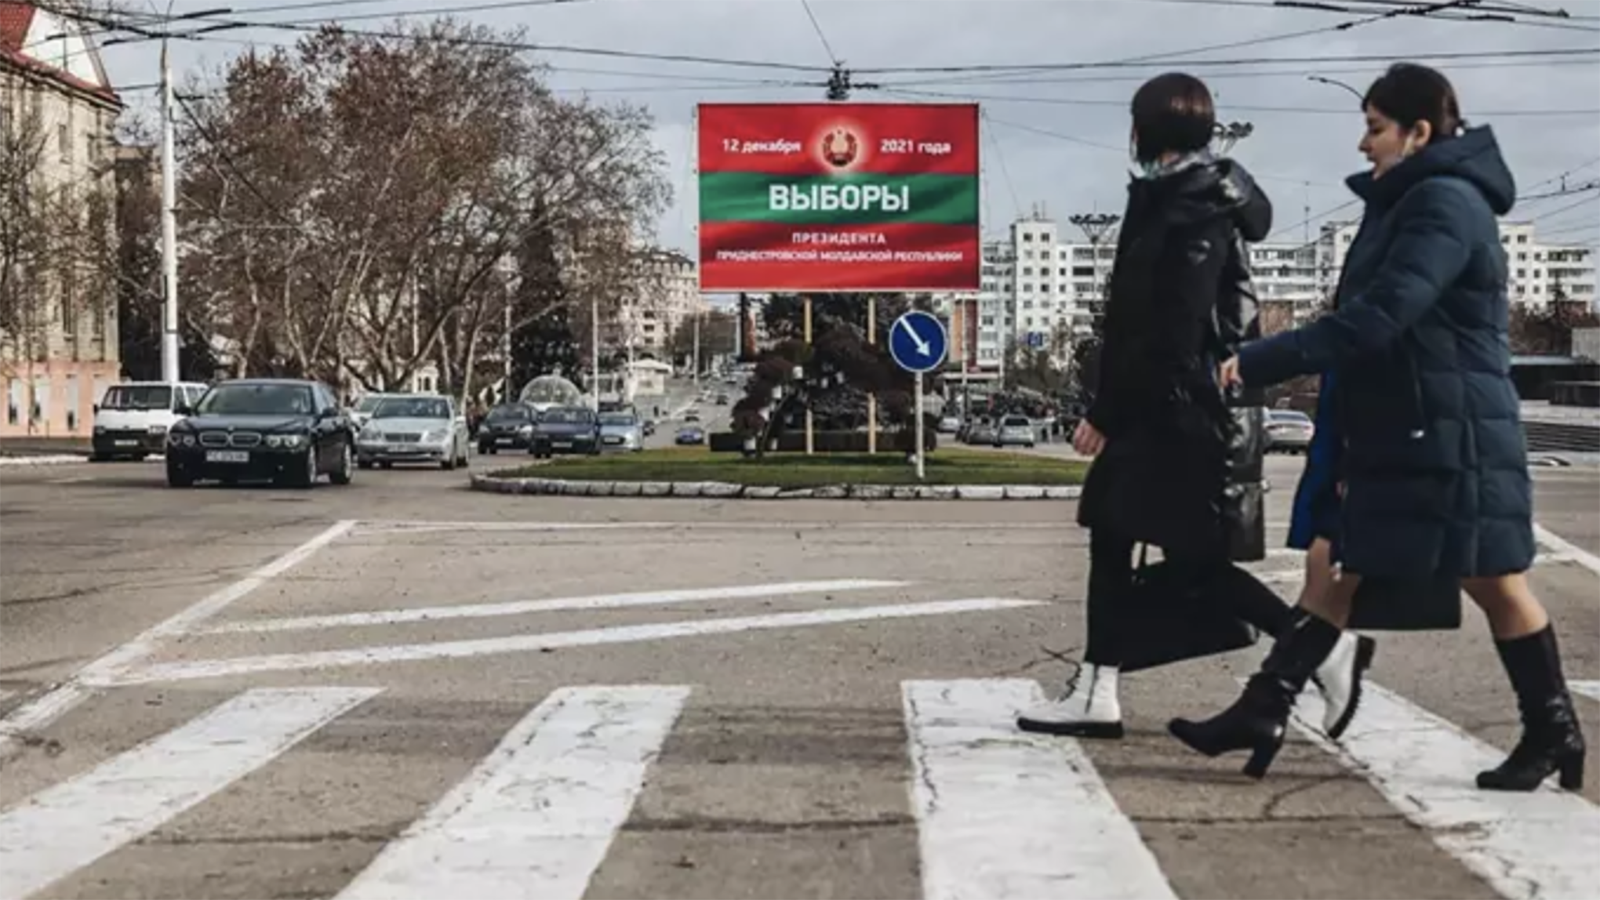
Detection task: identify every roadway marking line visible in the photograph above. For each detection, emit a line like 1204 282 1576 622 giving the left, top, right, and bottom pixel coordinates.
112 599 1044 683
0 520 356 761
1570 681 1600 703
353 521 682 535
0 687 377 900
1289 683 1600 900
201 579 911 634
46 476 94 485
903 679 1177 900
336 685 687 900
1533 524 1600 577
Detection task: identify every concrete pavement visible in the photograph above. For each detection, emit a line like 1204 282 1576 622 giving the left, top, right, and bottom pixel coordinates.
1 454 1597 899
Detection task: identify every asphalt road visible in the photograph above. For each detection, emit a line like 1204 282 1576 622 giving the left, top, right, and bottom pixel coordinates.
1 452 1597 900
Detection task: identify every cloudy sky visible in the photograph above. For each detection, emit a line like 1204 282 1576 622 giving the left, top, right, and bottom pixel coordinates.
99 0 1600 256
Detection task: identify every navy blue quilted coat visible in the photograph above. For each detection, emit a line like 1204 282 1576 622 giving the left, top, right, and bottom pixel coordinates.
1238 126 1534 579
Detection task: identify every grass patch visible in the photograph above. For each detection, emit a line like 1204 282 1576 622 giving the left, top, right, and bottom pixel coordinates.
492 447 1087 488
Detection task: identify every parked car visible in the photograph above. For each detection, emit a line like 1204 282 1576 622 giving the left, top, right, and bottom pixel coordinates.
164 379 355 488
477 403 537 454
530 406 601 457
675 425 706 445
994 415 1036 448
1264 408 1315 453
598 411 645 453
356 394 471 470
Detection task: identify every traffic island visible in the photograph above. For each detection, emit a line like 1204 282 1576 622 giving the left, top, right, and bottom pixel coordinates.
469 448 1086 500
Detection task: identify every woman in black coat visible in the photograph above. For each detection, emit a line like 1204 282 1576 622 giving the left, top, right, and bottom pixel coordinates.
1170 64 1585 792
1017 74 1371 739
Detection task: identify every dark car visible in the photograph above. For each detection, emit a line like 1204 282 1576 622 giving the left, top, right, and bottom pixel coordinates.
477 403 537 454
164 379 356 488
675 425 706 445
530 406 601 458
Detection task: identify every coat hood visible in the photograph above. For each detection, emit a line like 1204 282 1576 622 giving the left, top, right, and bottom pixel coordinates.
1346 125 1515 216
1138 157 1274 241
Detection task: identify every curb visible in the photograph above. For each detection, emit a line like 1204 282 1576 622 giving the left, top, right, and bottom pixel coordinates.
0 454 87 467
470 472 1082 500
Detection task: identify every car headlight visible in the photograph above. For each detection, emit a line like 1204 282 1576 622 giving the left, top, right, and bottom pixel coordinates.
147 423 167 434
265 433 307 448
360 423 381 439
423 430 446 444
518 424 533 434
167 430 196 447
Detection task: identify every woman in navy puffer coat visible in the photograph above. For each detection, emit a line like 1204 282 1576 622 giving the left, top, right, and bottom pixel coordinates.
1168 64 1585 792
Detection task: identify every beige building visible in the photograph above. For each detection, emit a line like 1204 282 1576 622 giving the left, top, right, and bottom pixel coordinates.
1 1 122 438
607 248 702 359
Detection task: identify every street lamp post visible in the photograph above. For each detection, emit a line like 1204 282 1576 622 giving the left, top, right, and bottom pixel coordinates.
1307 75 1364 102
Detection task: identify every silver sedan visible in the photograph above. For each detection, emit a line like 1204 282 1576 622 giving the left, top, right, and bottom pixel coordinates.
356 395 471 470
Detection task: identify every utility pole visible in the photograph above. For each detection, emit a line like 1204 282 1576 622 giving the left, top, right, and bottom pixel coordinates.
1069 213 1120 328
691 311 701 388
1214 121 1254 155
159 40 179 383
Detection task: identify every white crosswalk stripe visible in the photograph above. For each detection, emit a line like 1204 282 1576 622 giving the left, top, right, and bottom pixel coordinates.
0 687 379 900
338 685 688 900
0 679 1594 900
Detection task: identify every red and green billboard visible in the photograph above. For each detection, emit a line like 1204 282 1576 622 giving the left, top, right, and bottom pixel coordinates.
697 103 980 292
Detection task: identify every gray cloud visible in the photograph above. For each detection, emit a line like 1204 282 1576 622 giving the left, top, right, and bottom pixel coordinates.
109 0 1600 256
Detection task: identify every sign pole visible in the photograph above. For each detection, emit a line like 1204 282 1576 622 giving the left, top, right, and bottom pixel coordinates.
867 296 878 454
804 295 815 455
914 370 925 481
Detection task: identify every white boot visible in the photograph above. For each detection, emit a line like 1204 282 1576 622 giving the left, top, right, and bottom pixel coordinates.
1017 663 1124 738
1314 631 1376 739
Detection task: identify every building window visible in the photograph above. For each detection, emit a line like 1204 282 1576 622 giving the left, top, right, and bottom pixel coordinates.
58 123 70 164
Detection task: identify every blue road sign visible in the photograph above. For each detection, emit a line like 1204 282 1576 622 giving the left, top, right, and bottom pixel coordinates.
888 310 949 374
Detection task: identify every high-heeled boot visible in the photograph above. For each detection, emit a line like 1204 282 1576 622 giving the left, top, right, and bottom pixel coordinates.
1477 626 1586 792
1167 613 1343 778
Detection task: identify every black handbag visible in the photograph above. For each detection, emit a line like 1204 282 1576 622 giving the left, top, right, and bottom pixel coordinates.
1118 545 1262 673
1348 573 1463 631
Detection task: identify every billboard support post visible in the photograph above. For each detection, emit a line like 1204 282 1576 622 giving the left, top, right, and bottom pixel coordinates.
804 295 814 455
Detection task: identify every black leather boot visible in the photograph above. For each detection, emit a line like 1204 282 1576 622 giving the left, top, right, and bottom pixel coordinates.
1477 626 1586 792
1168 612 1342 778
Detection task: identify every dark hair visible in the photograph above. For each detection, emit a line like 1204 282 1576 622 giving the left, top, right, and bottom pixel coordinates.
1130 73 1216 162
1363 63 1464 142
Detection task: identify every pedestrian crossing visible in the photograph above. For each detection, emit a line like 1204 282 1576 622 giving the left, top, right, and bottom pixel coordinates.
2 679 1595 900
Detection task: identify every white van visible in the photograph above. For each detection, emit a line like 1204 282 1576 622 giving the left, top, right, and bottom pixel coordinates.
91 381 210 461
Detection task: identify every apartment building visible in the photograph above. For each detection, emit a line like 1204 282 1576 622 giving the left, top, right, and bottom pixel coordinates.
611 248 702 359
0 1 122 438
1318 219 1596 310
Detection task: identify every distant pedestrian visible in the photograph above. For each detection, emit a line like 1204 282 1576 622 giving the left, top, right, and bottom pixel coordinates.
1017 73 1334 737
1171 64 1585 791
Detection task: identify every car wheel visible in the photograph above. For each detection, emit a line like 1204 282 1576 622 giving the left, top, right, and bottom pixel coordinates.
329 442 354 485
89 452 110 462
286 446 317 488
166 464 194 488
440 456 456 471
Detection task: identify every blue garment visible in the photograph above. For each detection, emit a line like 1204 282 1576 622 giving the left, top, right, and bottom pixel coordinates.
1286 370 1342 551
1239 126 1534 579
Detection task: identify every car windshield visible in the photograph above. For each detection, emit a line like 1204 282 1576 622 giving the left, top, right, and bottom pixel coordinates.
542 408 590 425
599 413 637 426
374 397 450 420
100 385 173 411
354 395 389 413
486 405 531 423
195 383 314 416
1003 416 1030 427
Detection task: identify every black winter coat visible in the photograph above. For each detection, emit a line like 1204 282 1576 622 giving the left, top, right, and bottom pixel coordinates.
1078 158 1273 557
1237 126 1534 579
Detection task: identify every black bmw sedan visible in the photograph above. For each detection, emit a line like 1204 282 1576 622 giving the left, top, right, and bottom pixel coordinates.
164 379 357 488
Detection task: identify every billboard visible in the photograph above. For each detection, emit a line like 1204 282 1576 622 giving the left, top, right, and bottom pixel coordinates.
697 103 980 293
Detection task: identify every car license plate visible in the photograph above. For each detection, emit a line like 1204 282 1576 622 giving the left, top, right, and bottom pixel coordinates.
496 437 513 445
206 450 248 463
552 441 571 449
604 436 622 444
114 439 137 446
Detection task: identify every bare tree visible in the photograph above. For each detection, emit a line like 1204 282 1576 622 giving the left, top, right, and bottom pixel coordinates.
175 20 671 401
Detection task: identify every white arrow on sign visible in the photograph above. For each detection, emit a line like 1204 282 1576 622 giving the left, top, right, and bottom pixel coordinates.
899 318 932 357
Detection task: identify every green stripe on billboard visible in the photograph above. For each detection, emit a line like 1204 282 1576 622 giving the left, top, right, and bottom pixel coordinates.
699 173 979 226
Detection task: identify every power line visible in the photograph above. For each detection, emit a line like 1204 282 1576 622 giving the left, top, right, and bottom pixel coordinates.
798 0 841 66
874 85 1600 118
852 46 1600 75
1532 192 1600 223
